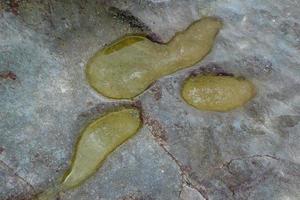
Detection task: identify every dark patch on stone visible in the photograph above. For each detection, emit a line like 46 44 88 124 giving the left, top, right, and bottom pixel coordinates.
146 32 164 44
8 0 20 15
0 71 17 80
190 63 234 77
0 146 4 154
131 100 143 111
108 7 151 32
150 84 162 101
106 6 164 43
0 1 5 12
143 115 168 142
87 103 109 117
181 165 193 173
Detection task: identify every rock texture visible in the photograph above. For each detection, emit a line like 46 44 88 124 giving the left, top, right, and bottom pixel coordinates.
0 0 300 199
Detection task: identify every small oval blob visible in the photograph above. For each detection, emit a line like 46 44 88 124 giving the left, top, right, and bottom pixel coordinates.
181 75 256 112
86 17 222 99
61 108 141 190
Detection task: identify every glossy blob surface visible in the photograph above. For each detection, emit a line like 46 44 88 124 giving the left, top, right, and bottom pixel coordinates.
181 75 256 112
86 17 222 99
61 108 141 190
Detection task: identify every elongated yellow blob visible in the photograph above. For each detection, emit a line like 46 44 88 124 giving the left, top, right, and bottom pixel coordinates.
181 75 256 112
86 17 222 99
37 108 141 200
62 108 141 189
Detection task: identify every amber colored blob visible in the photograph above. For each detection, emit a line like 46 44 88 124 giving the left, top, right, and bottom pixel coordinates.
181 75 256 112
61 108 141 190
86 17 222 99
37 108 141 200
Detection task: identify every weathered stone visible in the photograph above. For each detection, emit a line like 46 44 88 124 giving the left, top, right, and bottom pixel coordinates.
1 0 300 199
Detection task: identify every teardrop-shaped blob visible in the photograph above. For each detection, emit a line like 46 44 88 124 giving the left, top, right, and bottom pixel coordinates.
86 17 222 99
181 74 256 112
61 108 141 190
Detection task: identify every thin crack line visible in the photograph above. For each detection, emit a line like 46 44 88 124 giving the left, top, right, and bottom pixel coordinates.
147 131 209 200
218 154 282 197
0 159 36 194
148 129 284 200
220 154 280 169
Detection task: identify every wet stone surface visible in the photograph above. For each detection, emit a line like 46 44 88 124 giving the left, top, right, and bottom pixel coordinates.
1 0 300 199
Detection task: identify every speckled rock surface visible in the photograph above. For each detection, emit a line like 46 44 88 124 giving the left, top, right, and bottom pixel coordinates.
0 0 300 200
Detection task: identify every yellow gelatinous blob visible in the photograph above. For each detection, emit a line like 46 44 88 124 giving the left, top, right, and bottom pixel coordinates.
86 17 222 99
181 75 256 112
37 108 141 200
61 108 141 190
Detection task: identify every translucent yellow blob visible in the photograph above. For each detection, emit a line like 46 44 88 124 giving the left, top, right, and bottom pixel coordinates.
37 108 141 199
181 75 256 112
86 17 222 99
62 108 141 189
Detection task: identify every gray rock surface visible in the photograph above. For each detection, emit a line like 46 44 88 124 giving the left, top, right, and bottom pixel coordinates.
60 131 181 200
0 0 300 199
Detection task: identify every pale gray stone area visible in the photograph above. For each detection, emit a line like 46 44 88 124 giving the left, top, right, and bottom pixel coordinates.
0 0 300 199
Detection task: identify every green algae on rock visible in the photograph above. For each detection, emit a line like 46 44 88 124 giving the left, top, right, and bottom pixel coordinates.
86 17 222 99
37 108 142 199
181 74 256 112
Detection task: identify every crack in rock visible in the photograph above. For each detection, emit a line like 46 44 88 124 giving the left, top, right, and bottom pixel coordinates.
222 154 280 167
217 154 284 198
0 159 37 196
145 122 208 200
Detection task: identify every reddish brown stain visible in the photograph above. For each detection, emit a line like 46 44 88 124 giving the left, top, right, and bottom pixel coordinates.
9 0 19 15
147 32 164 44
150 85 162 101
0 71 17 80
0 146 4 154
143 115 168 142
190 63 233 77
131 100 142 110
181 165 192 173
